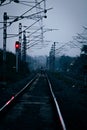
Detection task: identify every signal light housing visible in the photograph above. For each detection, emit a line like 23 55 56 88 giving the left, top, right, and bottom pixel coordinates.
15 41 20 49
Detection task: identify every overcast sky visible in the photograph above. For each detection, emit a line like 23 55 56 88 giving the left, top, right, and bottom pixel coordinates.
0 0 87 57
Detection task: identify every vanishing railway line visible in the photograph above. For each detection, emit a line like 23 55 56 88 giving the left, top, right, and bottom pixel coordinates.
0 73 66 130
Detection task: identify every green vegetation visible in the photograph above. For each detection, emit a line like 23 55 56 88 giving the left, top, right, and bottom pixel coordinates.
54 72 74 84
0 49 30 83
53 45 87 88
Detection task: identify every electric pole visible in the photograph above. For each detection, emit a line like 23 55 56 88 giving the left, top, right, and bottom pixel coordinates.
49 42 56 72
53 42 55 72
22 31 26 63
3 12 7 62
3 12 8 84
19 23 22 60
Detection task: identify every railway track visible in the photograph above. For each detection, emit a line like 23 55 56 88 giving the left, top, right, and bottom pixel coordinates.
0 73 66 130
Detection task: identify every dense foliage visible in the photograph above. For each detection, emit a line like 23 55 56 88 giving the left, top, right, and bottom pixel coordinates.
0 49 30 83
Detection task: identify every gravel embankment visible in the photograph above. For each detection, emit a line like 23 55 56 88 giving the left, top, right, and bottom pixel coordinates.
49 74 87 130
0 73 36 108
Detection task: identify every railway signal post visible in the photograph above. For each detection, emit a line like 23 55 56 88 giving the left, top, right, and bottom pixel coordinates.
15 41 20 73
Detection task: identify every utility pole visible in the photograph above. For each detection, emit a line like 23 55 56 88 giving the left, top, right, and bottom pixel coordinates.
53 42 55 72
22 31 26 63
49 47 53 71
19 23 22 60
49 42 56 72
3 12 7 63
46 56 49 70
3 12 8 84
18 23 22 71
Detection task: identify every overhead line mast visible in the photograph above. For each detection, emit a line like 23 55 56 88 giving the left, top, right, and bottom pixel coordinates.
19 23 22 60
3 12 8 83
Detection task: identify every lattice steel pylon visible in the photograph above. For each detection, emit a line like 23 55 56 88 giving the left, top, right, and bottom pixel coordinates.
49 42 56 72
19 23 22 61
22 31 26 63
20 0 47 58
34 0 46 45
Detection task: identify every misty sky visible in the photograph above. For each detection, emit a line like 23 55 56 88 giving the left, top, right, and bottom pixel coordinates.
0 0 87 57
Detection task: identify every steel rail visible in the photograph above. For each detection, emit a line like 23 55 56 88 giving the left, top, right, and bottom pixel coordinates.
0 74 39 113
46 75 67 130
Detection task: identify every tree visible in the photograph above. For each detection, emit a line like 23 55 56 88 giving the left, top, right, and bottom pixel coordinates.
81 45 87 54
0 0 6 5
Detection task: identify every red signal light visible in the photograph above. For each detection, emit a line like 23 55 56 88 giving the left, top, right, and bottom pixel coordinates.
15 41 20 49
15 44 19 48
